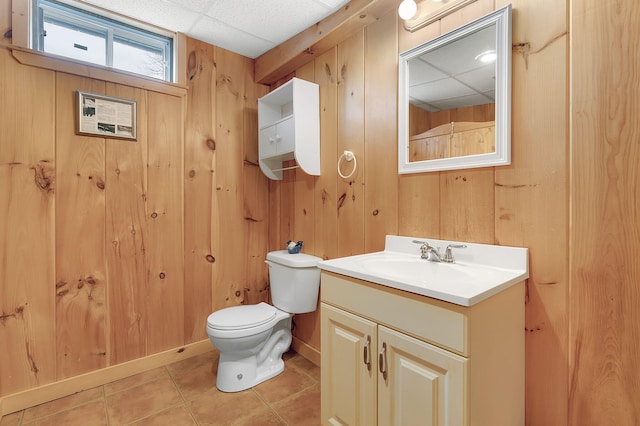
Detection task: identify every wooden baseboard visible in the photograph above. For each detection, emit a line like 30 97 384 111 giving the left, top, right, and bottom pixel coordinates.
0 340 213 417
291 336 321 367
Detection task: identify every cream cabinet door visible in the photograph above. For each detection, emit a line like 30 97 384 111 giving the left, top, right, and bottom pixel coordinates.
321 303 377 426
377 326 468 426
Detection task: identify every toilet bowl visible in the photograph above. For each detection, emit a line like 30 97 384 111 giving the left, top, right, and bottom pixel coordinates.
206 250 322 392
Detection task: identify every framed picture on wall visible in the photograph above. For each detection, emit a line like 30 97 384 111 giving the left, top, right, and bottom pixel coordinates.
76 91 137 140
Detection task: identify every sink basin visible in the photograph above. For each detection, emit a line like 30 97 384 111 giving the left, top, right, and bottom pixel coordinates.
318 235 529 306
358 256 475 284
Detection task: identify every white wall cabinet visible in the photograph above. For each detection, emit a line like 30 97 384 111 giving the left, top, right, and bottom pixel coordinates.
320 271 525 426
258 77 319 180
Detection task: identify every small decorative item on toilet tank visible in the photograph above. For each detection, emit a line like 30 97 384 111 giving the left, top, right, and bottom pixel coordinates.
286 240 303 254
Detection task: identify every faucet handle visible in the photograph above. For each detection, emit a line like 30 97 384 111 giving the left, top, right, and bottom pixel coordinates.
443 244 467 263
412 240 431 259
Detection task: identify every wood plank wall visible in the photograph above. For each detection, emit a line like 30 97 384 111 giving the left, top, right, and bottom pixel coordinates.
0 31 268 399
268 0 578 424
570 0 640 424
2 0 639 423
269 10 399 349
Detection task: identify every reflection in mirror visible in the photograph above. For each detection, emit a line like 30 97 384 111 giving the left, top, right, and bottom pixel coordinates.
398 5 511 173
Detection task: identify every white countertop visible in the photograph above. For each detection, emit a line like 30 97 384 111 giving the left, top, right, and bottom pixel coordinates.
318 235 529 306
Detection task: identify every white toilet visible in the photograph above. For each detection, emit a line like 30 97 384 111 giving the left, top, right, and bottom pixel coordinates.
206 250 322 392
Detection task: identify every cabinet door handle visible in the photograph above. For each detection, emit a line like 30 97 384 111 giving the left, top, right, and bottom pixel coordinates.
378 342 388 380
268 137 275 144
363 335 371 370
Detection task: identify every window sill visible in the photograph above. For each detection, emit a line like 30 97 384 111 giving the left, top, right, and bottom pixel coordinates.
6 44 187 97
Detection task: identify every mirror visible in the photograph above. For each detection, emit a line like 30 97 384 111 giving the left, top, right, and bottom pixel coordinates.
398 5 512 173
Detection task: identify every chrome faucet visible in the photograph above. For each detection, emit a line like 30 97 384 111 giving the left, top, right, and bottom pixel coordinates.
413 240 467 263
442 244 467 263
412 240 443 262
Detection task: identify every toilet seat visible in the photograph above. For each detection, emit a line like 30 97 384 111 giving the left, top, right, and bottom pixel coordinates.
208 302 276 330
206 302 290 339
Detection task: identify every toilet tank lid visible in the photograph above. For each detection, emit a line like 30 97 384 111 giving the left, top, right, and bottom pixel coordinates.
266 250 323 268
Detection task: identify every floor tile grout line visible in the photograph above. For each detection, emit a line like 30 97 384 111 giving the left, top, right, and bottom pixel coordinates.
251 388 288 425
103 367 173 399
165 365 200 425
19 397 106 426
119 402 188 426
6 350 318 426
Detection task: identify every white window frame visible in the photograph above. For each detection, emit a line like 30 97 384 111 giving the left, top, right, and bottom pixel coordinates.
31 0 176 82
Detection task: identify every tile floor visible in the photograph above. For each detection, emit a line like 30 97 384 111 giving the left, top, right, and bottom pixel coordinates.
0 350 320 426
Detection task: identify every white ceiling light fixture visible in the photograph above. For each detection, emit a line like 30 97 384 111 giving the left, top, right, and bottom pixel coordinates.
402 0 478 32
398 0 418 20
475 50 497 63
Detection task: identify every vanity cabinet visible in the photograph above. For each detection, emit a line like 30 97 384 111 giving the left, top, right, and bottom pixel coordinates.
258 77 319 180
320 271 525 426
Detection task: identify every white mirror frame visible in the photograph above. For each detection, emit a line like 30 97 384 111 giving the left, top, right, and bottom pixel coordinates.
398 5 512 174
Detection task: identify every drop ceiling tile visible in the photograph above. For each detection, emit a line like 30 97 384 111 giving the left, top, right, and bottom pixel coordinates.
76 0 351 58
313 0 349 8
165 0 213 13
205 0 331 44
85 0 200 32
188 15 276 58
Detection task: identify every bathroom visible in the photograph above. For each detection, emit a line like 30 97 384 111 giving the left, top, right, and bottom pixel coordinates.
0 0 638 424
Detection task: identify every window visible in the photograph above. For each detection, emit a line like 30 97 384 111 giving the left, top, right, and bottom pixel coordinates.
33 0 174 82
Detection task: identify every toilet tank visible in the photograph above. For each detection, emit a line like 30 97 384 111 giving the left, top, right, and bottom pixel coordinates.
266 250 322 314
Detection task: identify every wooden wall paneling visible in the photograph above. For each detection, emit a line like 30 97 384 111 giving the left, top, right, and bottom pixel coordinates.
570 0 640 424
145 91 184 353
242 57 270 305
439 169 495 244
213 48 248 309
494 0 569 424
184 39 216 342
439 0 494 33
54 73 107 379
397 173 440 238
292 62 317 257
254 0 396 85
0 0 10 44
410 0 496 247
363 10 399 252
267 182 281 253
336 30 366 257
313 47 339 261
289 62 320 349
397 14 441 240
104 83 149 365
0 48 56 396
278 166 295 253
241 166 270 305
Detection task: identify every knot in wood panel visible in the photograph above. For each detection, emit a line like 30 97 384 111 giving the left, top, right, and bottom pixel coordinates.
187 51 198 81
337 192 347 210
321 189 330 203
0 305 25 323
31 162 55 194
88 175 105 190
